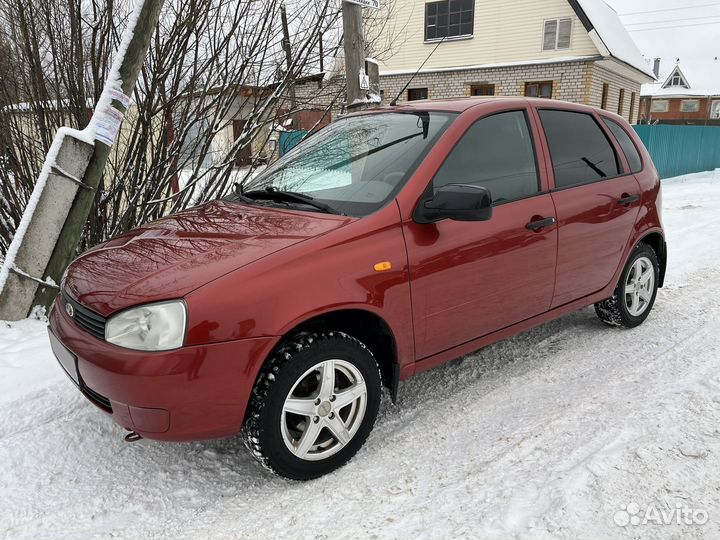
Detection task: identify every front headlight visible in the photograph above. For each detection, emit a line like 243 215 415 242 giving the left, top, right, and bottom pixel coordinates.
105 301 187 351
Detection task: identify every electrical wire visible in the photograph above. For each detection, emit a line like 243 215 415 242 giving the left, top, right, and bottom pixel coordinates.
619 2 720 17
627 20 720 32
625 14 720 27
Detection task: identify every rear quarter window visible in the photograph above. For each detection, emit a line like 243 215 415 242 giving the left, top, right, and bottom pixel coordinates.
602 117 643 173
539 109 620 189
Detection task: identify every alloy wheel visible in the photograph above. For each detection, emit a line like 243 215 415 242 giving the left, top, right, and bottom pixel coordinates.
624 256 655 317
281 359 367 461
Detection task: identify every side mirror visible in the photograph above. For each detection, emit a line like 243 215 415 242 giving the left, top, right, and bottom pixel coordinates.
414 184 493 224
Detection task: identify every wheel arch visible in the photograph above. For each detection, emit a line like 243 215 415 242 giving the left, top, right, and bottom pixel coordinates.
271 308 400 401
638 231 667 287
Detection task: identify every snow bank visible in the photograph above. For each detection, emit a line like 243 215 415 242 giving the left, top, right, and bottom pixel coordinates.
0 319 59 405
2 170 720 538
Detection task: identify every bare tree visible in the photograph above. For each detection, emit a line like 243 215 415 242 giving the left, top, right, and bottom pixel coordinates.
0 0 396 257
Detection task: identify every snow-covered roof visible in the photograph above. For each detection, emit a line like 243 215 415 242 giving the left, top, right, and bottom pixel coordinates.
573 0 655 79
2 98 96 113
642 59 720 98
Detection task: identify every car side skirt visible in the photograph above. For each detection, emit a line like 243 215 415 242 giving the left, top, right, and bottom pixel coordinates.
405 285 616 379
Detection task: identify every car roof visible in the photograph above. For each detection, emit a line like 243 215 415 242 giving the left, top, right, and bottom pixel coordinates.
355 96 602 116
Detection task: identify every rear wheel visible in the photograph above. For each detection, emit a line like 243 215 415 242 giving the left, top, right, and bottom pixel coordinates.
243 332 381 480
595 243 659 328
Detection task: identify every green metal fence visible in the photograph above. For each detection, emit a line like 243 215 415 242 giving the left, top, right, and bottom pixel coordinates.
633 125 720 179
279 130 308 157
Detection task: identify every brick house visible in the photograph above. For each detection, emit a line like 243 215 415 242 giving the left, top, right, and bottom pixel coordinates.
375 0 654 123
639 60 720 126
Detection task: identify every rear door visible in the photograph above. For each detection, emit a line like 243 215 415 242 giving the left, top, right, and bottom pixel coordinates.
535 108 641 308
404 108 558 359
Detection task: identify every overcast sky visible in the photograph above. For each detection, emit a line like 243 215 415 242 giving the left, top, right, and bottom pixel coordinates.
604 0 720 68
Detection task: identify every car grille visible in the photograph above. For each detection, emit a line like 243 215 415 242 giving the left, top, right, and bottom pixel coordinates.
62 290 107 341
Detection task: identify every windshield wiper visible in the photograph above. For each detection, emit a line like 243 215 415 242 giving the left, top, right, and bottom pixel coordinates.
244 187 343 215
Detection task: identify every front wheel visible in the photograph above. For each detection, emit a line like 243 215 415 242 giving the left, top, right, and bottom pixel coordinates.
595 243 659 328
243 332 381 480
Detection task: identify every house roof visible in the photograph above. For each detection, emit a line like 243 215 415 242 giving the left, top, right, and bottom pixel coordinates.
570 0 655 79
642 59 720 98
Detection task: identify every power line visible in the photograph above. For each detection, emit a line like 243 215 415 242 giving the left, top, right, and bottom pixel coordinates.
628 20 720 32
619 2 720 16
625 14 720 26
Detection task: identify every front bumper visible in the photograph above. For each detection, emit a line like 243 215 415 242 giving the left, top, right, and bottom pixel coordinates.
48 296 278 441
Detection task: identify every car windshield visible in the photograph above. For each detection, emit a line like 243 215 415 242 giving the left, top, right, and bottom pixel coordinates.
238 111 456 216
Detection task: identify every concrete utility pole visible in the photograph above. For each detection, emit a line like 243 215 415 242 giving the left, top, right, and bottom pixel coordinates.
34 0 165 312
0 0 165 320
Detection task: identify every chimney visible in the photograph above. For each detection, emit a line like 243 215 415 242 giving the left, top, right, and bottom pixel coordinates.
653 58 661 78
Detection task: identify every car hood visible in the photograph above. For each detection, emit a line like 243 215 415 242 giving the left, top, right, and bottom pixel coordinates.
64 200 350 316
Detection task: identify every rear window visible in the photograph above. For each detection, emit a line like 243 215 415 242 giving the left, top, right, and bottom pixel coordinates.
539 110 620 189
602 117 643 173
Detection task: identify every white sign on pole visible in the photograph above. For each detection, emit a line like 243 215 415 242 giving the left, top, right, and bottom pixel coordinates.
359 71 370 90
344 0 380 10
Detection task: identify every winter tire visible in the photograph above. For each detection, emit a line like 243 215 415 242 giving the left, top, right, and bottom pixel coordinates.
242 331 382 480
595 242 659 328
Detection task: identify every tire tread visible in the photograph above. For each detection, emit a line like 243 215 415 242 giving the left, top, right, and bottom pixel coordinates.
595 242 659 329
242 331 380 479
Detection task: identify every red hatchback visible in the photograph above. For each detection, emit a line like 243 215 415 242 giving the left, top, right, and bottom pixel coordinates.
49 97 666 480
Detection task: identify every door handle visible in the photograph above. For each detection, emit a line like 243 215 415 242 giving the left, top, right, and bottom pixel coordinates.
618 194 640 206
526 216 556 231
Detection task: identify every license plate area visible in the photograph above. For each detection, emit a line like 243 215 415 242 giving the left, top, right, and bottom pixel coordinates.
48 329 80 385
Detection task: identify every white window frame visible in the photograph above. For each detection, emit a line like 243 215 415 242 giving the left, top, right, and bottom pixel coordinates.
650 100 669 113
680 100 700 113
711 100 720 119
542 17 573 51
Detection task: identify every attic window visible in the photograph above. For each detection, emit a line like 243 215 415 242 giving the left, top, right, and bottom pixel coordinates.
543 18 572 51
425 0 474 41
663 68 689 89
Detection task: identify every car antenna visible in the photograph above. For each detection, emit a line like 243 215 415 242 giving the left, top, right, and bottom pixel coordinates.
390 35 448 106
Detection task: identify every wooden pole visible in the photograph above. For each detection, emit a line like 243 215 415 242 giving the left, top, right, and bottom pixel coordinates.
342 1 366 111
280 5 300 129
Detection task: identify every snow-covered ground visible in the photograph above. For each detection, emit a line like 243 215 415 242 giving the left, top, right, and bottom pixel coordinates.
2 170 720 540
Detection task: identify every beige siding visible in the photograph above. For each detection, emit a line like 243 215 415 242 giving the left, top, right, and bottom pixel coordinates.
377 0 600 73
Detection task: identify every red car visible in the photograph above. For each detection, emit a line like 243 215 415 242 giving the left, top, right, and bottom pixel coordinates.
49 97 665 480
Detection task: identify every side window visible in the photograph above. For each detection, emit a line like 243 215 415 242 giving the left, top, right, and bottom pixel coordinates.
538 110 620 188
602 117 642 173
433 111 540 203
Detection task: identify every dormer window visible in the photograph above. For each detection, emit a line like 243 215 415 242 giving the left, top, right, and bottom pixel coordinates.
663 67 690 89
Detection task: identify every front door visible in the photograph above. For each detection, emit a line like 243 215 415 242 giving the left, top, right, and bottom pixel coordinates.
404 110 558 359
